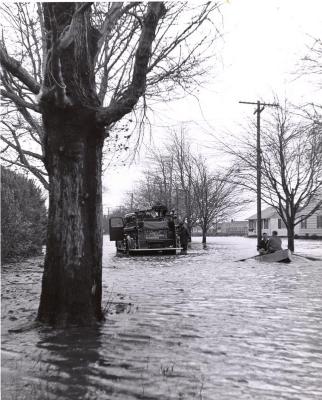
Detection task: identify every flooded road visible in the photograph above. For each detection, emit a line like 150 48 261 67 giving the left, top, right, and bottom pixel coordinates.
2 236 322 399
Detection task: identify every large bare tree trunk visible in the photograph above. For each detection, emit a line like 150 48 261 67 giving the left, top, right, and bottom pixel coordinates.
38 107 104 325
37 3 105 326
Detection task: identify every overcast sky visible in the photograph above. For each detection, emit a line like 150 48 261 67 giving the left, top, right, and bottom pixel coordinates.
102 0 322 216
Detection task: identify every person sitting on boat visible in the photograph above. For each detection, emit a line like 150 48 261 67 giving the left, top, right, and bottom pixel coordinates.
258 232 269 254
268 231 282 253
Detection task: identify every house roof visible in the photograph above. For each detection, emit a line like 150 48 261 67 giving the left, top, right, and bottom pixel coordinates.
248 194 322 220
248 206 279 220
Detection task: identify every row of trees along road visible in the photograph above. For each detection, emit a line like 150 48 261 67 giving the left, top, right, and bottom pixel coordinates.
122 130 249 244
1 167 47 262
224 101 322 252
0 2 221 326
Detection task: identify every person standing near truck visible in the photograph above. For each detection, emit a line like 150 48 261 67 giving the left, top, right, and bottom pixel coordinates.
178 222 190 254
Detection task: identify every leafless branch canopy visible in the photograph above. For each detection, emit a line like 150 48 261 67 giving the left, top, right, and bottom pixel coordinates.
122 128 246 235
1 2 220 187
223 99 322 231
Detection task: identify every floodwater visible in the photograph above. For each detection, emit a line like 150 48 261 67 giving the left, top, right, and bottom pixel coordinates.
1 236 322 400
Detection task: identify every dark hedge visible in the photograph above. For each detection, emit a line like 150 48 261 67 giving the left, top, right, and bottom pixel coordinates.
1 167 47 262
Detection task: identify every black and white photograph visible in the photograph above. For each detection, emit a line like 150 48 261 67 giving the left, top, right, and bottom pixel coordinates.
1 1 322 399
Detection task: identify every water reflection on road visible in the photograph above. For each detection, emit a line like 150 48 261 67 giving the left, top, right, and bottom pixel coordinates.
2 237 322 399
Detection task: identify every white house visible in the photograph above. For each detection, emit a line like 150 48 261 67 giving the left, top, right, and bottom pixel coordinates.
297 199 322 237
248 203 322 238
248 207 287 236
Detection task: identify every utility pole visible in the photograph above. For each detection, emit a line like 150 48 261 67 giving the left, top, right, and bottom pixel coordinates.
102 205 111 216
187 164 192 241
239 100 279 249
176 186 179 212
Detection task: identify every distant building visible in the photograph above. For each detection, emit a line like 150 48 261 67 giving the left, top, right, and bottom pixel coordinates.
248 204 322 238
191 220 248 236
216 220 248 236
191 226 202 235
192 220 248 236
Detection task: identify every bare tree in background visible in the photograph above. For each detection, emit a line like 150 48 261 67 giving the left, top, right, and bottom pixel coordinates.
121 149 178 212
301 36 322 89
125 129 199 233
166 128 199 235
297 35 322 127
122 129 245 243
0 2 221 326
226 102 322 252
124 148 175 210
193 157 247 244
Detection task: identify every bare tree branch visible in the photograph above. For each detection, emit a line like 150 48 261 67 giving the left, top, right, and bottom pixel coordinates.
0 44 40 94
1 134 43 162
96 2 166 125
1 89 40 112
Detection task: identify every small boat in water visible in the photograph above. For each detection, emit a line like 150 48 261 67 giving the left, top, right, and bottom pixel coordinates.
257 249 292 263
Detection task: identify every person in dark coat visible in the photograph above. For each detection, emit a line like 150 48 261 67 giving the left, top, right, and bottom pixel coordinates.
178 222 190 254
257 232 269 254
268 231 282 253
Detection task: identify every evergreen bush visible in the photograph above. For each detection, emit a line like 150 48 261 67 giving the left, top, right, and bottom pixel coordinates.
1 167 47 262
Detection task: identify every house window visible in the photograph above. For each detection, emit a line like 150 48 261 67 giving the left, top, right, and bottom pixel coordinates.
317 215 322 229
300 217 307 229
249 220 256 230
278 219 286 229
262 219 268 229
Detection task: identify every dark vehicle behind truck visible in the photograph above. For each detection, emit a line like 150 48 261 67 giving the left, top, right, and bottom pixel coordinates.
109 205 182 255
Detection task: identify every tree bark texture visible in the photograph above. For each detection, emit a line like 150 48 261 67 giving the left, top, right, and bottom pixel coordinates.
37 3 104 325
38 107 104 326
202 229 207 244
287 224 295 252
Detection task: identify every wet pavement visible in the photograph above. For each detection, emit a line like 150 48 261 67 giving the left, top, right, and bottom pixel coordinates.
1 236 322 399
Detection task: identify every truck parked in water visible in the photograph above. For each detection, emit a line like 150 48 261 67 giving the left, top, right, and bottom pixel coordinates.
109 204 182 255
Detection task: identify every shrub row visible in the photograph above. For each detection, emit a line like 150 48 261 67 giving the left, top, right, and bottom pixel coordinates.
1 167 47 262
